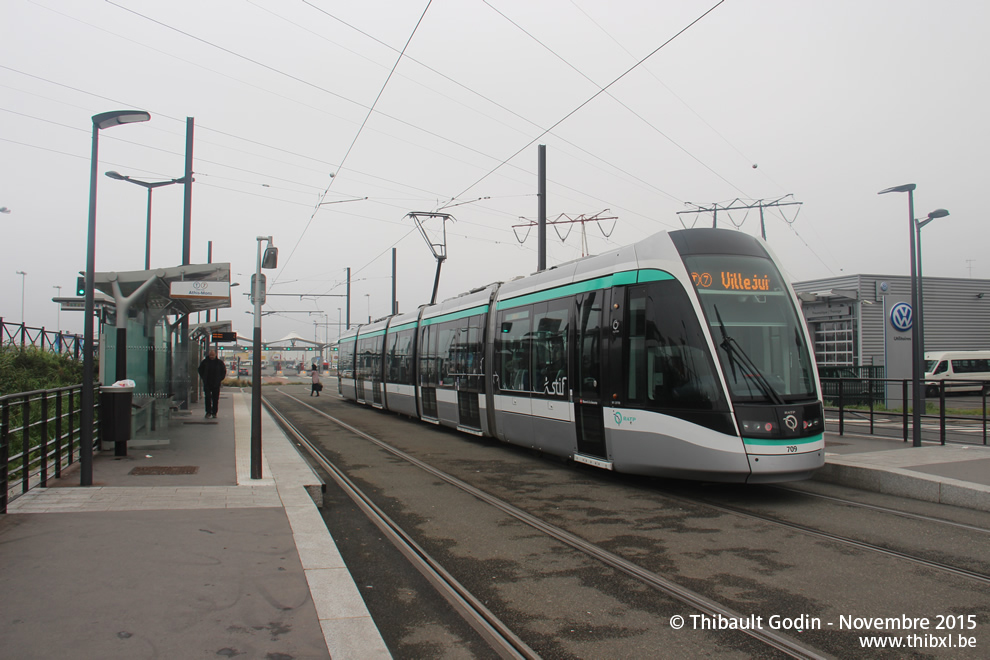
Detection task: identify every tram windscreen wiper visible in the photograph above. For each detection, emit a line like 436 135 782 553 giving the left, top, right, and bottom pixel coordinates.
713 305 785 405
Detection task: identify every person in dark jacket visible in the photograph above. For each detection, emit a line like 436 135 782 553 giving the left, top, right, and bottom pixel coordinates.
198 349 227 418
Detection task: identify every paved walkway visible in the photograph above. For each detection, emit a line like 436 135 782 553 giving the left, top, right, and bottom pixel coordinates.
0 389 391 659
817 432 990 511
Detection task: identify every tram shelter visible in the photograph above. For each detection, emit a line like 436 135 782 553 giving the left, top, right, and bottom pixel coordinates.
92 263 231 423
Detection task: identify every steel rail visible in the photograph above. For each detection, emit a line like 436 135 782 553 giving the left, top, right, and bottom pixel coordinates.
262 396 538 660
770 485 990 535
662 493 990 587
273 390 830 660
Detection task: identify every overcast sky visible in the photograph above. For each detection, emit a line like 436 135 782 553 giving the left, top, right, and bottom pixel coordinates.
3 0 987 344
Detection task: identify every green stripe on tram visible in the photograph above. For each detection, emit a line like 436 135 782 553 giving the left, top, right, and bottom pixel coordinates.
421 304 490 327
496 269 674 310
389 321 418 333
742 434 823 446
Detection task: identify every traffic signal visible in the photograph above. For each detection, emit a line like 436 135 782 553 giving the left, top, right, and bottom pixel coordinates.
76 276 85 296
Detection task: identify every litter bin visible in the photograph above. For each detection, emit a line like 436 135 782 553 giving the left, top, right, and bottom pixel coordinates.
100 384 134 457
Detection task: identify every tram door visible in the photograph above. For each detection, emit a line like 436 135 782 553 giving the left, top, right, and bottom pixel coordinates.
574 290 607 458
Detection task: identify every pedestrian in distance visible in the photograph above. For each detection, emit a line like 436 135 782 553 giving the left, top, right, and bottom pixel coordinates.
198 349 227 418
311 366 322 396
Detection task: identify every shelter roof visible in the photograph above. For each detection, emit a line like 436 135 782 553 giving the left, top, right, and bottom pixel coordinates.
93 263 231 316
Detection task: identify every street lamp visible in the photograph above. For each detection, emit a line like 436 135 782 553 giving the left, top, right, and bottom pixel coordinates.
878 183 923 447
0 207 11 214
80 110 151 486
251 236 278 479
365 293 371 324
915 208 950 378
15 270 27 322
105 171 191 270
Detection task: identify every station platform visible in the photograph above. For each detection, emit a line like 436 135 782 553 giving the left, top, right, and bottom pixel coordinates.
816 431 990 512
0 389 391 660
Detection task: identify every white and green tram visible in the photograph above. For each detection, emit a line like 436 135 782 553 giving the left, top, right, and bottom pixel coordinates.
338 229 824 483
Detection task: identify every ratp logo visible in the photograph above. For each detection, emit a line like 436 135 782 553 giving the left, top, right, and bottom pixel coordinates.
613 412 637 426
889 302 913 332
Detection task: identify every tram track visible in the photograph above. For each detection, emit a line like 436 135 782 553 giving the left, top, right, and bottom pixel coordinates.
269 389 830 660
656 489 990 588
768 485 990 535
263 395 539 660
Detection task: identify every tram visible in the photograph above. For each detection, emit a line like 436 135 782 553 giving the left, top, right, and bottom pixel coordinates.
337 229 824 483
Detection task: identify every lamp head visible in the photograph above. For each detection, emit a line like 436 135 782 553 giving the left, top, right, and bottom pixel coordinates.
92 110 151 130
927 208 950 220
878 183 917 195
105 171 128 181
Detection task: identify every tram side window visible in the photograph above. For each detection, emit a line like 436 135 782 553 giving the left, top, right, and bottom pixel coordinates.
357 335 383 382
448 315 484 391
339 341 355 377
386 329 415 385
532 300 569 397
496 308 532 392
436 321 457 387
419 325 438 387
625 283 725 411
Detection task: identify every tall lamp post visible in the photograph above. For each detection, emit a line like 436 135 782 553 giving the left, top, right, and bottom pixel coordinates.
878 183 924 447
915 208 950 377
251 236 278 479
105 171 191 270
80 110 151 486
15 270 27 322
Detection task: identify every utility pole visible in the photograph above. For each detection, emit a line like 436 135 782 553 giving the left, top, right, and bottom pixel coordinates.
177 117 195 410
392 248 398 315
676 195 802 240
514 210 617 258
538 144 546 272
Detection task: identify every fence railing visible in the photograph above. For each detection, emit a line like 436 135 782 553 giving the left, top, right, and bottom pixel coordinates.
822 377 989 446
0 318 84 360
1 384 100 513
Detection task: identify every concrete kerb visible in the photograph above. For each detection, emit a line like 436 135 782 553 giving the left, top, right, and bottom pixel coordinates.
232 390 392 659
813 461 990 513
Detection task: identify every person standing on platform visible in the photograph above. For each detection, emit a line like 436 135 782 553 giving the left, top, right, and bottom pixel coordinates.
311 366 322 396
198 349 227 418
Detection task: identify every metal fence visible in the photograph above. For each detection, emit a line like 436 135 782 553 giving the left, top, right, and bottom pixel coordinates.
0 318 84 359
1 384 99 513
823 377 989 446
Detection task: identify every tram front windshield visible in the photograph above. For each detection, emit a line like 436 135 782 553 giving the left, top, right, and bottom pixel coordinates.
683 254 817 404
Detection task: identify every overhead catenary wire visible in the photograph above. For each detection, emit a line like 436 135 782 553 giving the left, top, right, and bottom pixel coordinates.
273 0 435 282
482 0 739 200
446 0 728 204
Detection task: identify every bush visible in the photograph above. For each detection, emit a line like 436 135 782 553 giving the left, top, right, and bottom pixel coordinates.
0 345 84 396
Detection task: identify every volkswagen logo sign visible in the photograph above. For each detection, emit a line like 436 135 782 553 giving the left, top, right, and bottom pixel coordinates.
889 302 913 332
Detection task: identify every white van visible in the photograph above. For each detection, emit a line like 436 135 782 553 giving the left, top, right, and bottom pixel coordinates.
924 351 990 395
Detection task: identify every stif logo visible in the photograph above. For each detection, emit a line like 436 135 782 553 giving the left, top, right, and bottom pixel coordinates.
889 302 912 332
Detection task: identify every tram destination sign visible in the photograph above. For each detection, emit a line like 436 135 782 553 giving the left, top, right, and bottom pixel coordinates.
690 263 778 293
